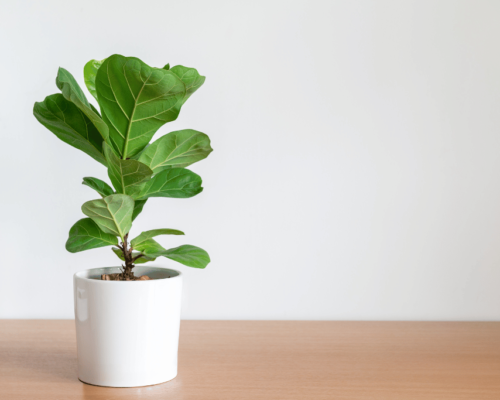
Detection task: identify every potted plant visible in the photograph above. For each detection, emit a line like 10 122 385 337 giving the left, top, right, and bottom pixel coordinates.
33 55 212 387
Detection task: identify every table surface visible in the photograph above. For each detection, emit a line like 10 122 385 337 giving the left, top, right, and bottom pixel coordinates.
0 321 499 399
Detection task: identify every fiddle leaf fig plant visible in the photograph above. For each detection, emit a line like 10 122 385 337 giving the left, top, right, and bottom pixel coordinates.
34 54 212 280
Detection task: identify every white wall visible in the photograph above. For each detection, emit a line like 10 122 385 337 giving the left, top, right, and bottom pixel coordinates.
1 0 499 320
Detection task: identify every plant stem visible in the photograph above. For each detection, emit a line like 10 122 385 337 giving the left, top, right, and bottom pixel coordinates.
120 233 135 280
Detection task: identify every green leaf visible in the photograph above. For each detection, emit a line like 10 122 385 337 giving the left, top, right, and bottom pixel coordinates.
82 177 114 197
163 245 210 269
130 238 166 257
81 194 134 239
33 94 107 165
90 103 101 116
103 143 153 198
129 144 150 160
138 129 213 173
170 65 205 105
131 228 185 249
163 63 170 70
132 199 147 221
136 168 203 200
56 67 109 142
95 54 186 159
66 218 118 253
84 59 105 101
131 239 210 269
112 247 156 264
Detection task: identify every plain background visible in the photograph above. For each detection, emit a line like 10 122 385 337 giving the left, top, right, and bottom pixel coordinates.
1 0 499 320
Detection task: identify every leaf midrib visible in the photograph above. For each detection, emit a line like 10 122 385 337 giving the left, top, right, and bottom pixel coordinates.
106 197 126 240
121 67 151 159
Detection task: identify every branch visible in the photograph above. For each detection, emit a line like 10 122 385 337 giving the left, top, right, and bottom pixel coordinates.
132 253 145 262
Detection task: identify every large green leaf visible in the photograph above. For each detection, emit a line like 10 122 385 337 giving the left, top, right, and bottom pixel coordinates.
112 247 156 264
33 94 106 165
132 199 147 221
83 59 105 101
81 194 134 239
131 228 185 249
56 67 109 141
138 129 213 173
95 55 186 159
163 245 210 268
132 238 210 268
170 65 205 105
136 168 203 200
103 143 153 198
82 177 114 197
66 218 118 253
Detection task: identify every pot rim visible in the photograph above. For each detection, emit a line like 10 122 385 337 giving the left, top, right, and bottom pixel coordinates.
74 266 182 283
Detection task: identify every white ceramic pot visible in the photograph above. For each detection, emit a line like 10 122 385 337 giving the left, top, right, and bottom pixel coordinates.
73 266 182 387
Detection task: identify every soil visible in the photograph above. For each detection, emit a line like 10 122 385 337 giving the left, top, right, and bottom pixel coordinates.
101 273 152 281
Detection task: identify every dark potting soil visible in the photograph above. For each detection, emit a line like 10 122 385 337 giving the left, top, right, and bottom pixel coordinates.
99 273 153 281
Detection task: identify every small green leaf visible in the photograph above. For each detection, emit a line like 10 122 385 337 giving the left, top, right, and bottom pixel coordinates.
131 229 185 249
82 177 114 197
66 218 118 253
56 67 109 141
82 194 134 239
130 237 166 257
95 55 186 158
136 168 203 200
33 94 107 165
56 68 89 106
138 129 213 173
112 247 156 264
163 245 210 268
170 65 205 105
163 63 170 70
132 239 210 269
132 199 147 221
84 59 105 101
104 143 153 199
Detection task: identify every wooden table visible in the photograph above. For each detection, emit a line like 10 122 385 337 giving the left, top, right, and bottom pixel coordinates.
0 321 499 399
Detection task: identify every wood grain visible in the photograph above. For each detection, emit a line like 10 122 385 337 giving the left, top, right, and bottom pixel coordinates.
0 320 499 399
